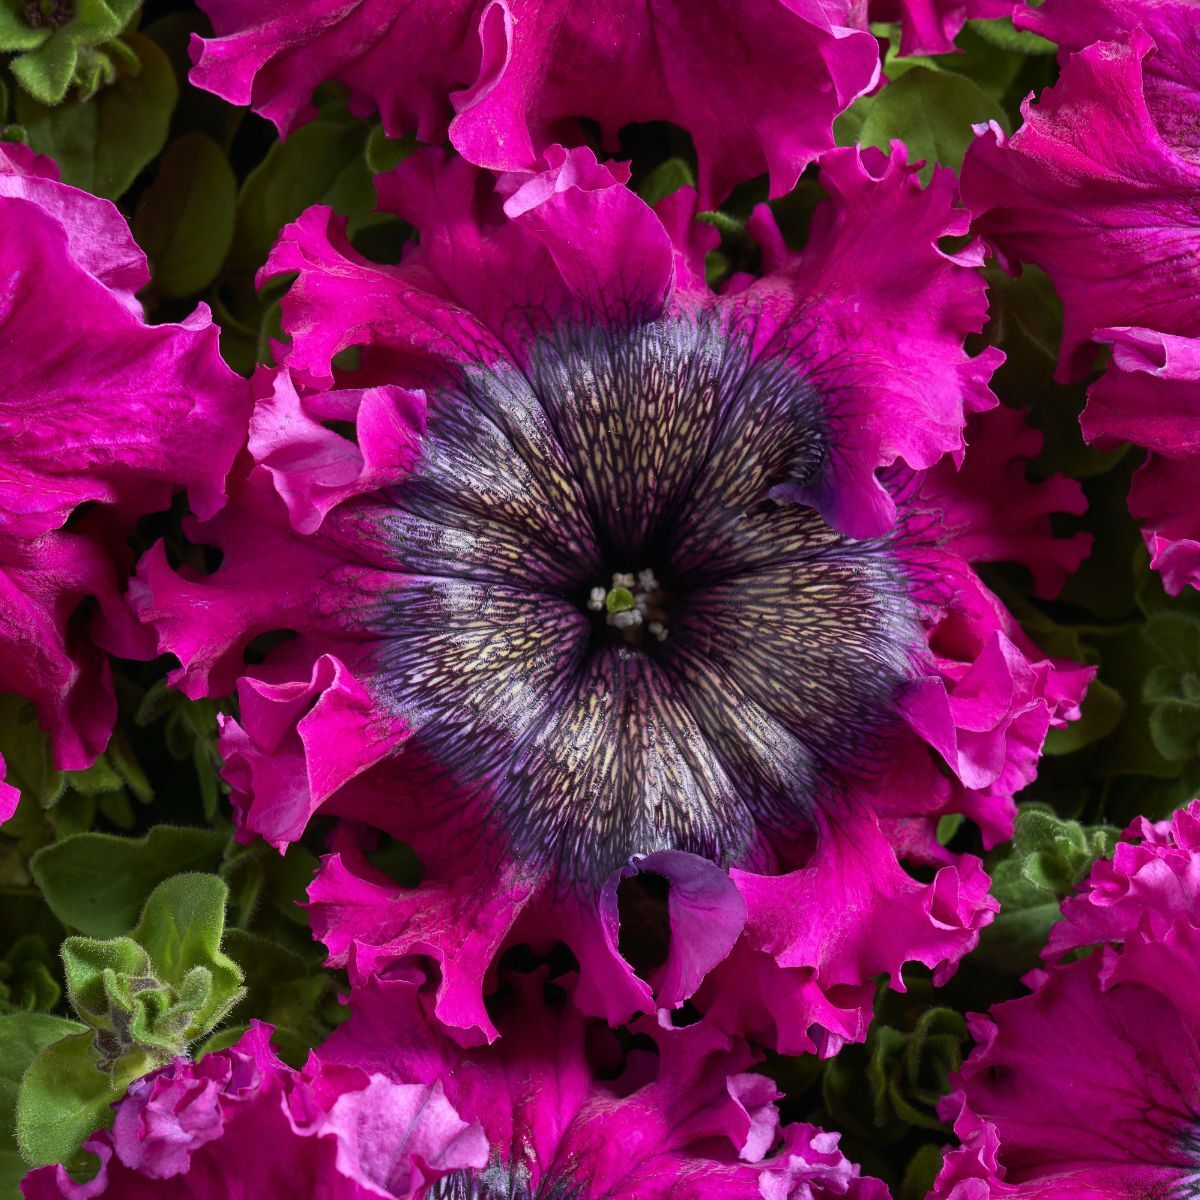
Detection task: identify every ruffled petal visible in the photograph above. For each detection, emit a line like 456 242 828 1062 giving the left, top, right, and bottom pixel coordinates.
0 145 247 772
316 970 890 1199
248 369 427 536
20 1023 485 1198
960 32 1200 378
192 0 878 206
0 753 18 824
743 144 1001 538
933 802 1200 1200
1018 0 1200 157
871 0 1015 56
221 654 408 849
921 405 1090 599
0 174 246 535
696 813 997 1056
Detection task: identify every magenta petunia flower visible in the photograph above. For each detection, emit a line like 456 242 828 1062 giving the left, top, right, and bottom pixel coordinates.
960 0 1200 593
20 1022 490 1198
962 0 1200 376
869 0 1015 57
314 967 891 1199
932 801 1200 1200
0 142 247 799
190 0 880 207
132 146 1090 1052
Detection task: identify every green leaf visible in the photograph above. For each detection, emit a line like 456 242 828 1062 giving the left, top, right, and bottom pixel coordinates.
15 31 179 199
141 11 243 148
967 17 1056 56
0 1 51 52
1043 678 1124 756
30 826 227 938
1059 458 1145 619
1143 612 1200 761
133 132 237 298
937 24 1026 101
230 118 386 273
847 66 1008 180
129 875 243 1035
866 1006 967 1131
636 157 695 207
1085 624 1179 780
222 929 346 1063
976 806 1118 973
61 936 149 1028
5 0 140 107
899 1143 947 1200
364 123 415 176
0 936 62 1014
16 1033 135 1170
0 695 62 811
0 1014 83 1192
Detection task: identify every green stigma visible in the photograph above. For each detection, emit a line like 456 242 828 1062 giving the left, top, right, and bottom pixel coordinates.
605 586 636 613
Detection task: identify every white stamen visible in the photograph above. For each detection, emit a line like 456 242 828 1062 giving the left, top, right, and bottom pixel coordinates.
637 568 659 592
608 608 643 629
648 621 667 642
587 587 606 611
612 572 635 588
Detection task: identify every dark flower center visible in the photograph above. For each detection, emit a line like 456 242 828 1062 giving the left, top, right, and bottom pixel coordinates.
363 317 918 886
426 1164 579 1200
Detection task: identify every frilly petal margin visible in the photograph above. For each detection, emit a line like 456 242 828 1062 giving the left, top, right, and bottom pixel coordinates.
960 30 1200 380
744 145 1002 539
696 812 998 1056
931 802 1200 1200
1016 0 1200 159
312 970 892 1199
132 146 1087 1051
869 0 1014 57
190 0 879 207
1081 327 1200 594
0 146 247 781
20 1023 488 1198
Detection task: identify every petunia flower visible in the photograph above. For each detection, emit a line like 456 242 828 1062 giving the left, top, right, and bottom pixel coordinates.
132 146 1089 1052
931 801 1200 1199
0 141 247 805
189 0 880 207
20 1021 490 1198
313 967 891 1200
960 0 1200 592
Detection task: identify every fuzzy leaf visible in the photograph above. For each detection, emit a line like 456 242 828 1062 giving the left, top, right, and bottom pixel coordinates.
967 17 1056 55
15 31 178 198
128 875 243 1033
30 826 227 938
5 0 140 107
976 807 1118 972
867 1007 967 1131
0 1013 83 1191
16 1033 143 1170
